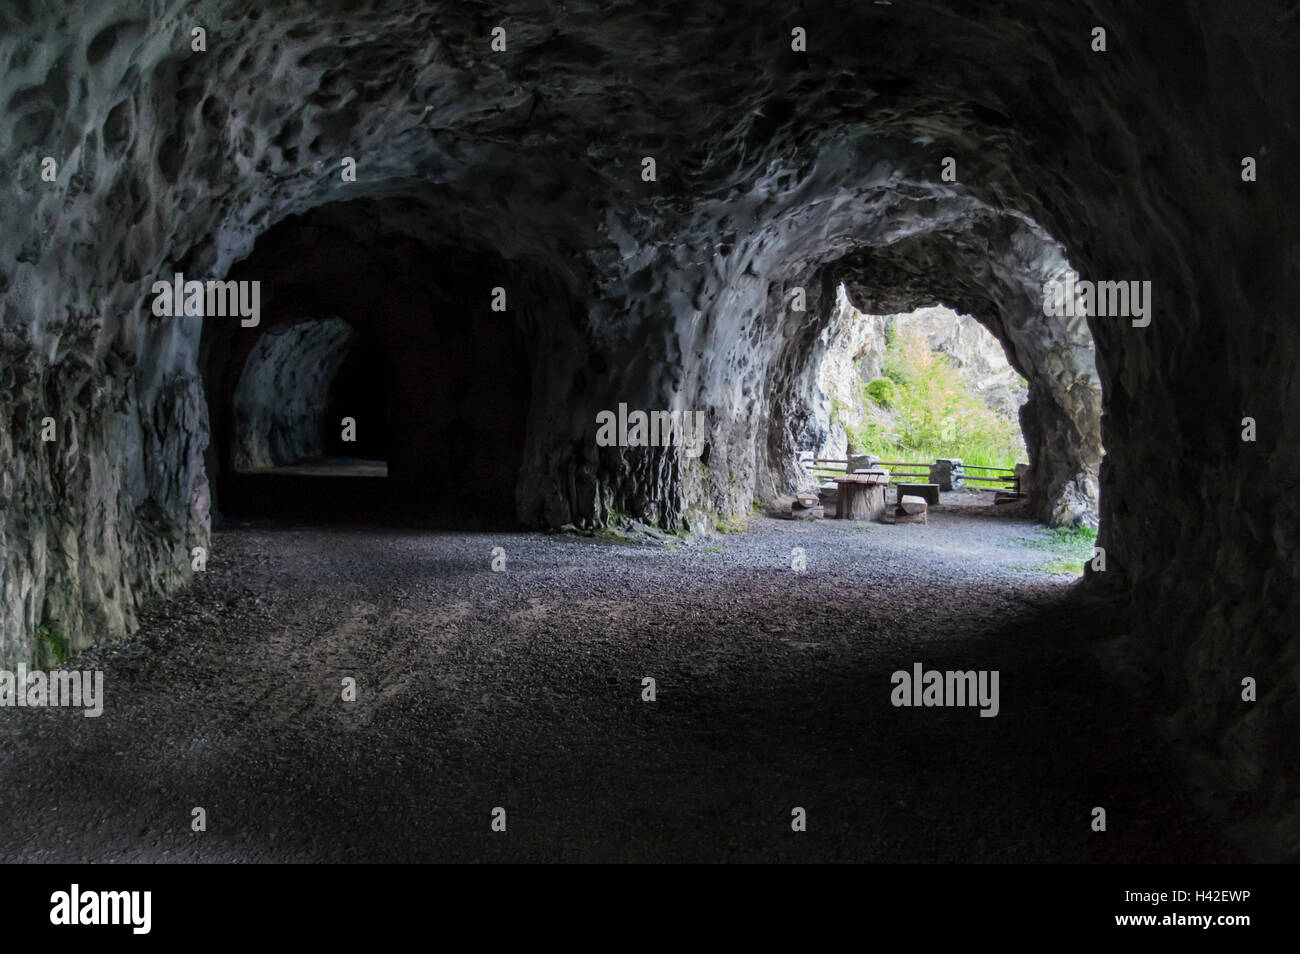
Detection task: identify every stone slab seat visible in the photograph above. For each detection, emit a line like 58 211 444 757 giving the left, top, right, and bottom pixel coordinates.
896 482 940 505
895 494 928 524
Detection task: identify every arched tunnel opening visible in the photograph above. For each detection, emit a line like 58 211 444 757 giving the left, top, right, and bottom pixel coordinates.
807 290 1077 527
0 0 1295 880
199 199 535 526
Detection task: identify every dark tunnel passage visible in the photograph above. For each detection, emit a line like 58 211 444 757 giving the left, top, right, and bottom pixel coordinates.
0 0 1296 871
321 337 392 462
199 201 534 526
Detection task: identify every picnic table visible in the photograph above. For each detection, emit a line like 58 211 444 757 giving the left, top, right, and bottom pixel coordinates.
832 471 889 520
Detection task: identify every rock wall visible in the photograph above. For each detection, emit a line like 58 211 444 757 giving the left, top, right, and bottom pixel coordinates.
810 287 885 460
229 317 354 471
898 306 1030 420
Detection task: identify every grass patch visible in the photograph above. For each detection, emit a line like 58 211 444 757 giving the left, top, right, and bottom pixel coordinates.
714 514 743 533
1017 525 1097 577
1039 558 1087 576
35 623 69 667
1019 525 1098 553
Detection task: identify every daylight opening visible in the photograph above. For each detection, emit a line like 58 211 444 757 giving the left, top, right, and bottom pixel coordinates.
804 286 1028 507
793 281 1102 575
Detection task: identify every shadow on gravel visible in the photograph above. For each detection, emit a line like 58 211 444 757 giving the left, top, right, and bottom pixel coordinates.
35 593 1223 863
0 513 1232 864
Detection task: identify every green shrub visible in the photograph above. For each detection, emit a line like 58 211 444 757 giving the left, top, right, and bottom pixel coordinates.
882 362 910 388
872 326 1027 470
864 377 897 408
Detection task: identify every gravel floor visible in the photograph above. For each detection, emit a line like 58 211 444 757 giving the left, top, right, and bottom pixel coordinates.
0 494 1232 862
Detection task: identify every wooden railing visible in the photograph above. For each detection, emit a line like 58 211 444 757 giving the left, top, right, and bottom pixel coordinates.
801 456 1023 495
876 461 933 480
957 463 1020 490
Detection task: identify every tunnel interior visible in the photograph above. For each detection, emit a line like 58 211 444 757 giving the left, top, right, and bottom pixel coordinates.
0 0 1295 863
321 336 391 463
199 199 535 525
